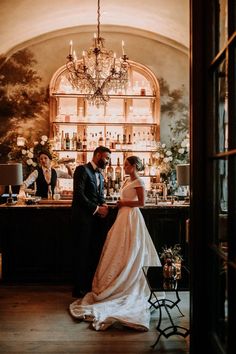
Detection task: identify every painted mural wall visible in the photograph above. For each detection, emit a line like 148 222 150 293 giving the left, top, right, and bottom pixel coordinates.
0 31 189 164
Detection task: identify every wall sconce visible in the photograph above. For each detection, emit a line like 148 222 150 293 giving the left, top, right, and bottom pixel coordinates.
0 163 23 205
176 163 190 203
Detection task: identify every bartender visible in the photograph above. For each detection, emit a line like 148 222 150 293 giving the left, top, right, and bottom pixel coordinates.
20 150 57 199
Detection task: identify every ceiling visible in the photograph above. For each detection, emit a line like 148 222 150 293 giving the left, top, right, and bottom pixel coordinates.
0 0 189 56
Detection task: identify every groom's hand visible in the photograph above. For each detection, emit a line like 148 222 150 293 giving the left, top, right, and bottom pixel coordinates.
97 204 109 218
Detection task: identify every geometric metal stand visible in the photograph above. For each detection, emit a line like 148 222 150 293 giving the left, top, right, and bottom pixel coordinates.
143 266 190 348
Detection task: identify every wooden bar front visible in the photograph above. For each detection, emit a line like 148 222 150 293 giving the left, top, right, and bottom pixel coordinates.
0 203 189 283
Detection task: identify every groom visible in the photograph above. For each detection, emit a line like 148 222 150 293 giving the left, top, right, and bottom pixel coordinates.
71 146 111 298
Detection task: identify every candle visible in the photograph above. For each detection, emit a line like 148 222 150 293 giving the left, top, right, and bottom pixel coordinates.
82 51 86 66
121 40 125 56
69 40 73 56
73 51 77 69
94 33 97 47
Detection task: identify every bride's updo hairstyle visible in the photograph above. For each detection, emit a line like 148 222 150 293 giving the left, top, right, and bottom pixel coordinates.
127 156 144 171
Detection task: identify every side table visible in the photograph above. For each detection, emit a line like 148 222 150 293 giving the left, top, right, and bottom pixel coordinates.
143 265 190 348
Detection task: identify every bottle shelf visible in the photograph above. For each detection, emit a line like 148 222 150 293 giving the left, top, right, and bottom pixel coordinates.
53 149 157 153
50 61 160 187
52 121 155 126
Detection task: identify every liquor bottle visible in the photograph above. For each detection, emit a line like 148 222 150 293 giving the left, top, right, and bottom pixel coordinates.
98 131 104 146
132 132 136 149
122 133 127 151
105 132 110 148
65 133 70 150
109 132 113 149
82 129 87 150
76 136 82 151
128 134 132 145
146 131 151 148
90 133 96 150
94 133 98 147
114 177 120 193
72 132 77 150
106 159 114 181
60 130 65 150
139 159 145 176
106 177 111 197
53 183 61 200
115 157 122 182
127 134 132 151
111 133 116 150
149 158 157 176
54 133 60 150
116 134 121 150
123 133 127 145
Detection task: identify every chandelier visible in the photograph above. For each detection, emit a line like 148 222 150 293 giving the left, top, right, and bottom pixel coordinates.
66 0 129 107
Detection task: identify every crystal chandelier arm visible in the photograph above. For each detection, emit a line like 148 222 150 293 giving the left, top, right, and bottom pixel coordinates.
122 41 125 56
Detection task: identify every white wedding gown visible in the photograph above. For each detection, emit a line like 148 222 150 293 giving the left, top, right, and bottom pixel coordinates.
69 177 162 331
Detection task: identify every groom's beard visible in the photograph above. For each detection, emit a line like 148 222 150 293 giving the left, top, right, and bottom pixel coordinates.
97 159 108 170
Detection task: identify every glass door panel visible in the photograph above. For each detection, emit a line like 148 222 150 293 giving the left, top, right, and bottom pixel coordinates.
215 59 228 153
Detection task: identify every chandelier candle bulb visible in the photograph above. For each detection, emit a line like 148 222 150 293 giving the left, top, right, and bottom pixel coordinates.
94 33 97 47
113 53 116 67
73 51 78 69
69 40 73 56
122 40 125 56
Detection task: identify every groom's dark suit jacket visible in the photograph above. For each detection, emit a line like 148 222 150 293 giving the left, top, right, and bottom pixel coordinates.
71 162 107 293
72 162 105 217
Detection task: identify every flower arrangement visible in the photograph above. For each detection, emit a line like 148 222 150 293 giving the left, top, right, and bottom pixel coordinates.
159 244 183 263
152 135 190 175
152 143 173 174
169 136 190 168
8 135 57 178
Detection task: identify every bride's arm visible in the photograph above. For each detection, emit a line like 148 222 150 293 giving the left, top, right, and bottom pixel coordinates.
117 186 145 208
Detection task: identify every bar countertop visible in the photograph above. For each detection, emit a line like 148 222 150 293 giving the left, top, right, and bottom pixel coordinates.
0 200 189 209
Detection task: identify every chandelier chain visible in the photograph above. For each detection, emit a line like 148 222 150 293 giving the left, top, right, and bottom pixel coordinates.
97 0 100 40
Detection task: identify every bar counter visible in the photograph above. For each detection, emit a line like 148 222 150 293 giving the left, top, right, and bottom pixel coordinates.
0 201 189 283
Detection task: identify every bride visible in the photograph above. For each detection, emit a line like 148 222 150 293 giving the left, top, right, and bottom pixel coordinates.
69 155 162 331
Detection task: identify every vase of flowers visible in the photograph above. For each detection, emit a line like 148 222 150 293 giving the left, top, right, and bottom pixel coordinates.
8 134 57 179
152 135 190 181
160 244 183 280
162 258 177 280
